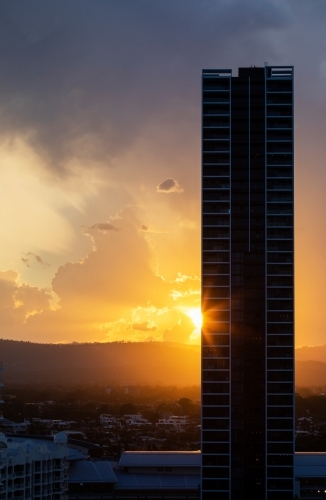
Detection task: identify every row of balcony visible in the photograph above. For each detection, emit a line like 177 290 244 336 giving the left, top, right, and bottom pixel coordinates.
203 219 293 227
202 195 292 203
202 208 292 215
203 106 292 114
203 267 293 275
203 131 292 140
202 180 293 188
202 86 291 93
203 97 292 105
203 159 292 166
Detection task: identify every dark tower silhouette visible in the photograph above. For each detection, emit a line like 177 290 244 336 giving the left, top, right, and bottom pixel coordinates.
201 66 294 500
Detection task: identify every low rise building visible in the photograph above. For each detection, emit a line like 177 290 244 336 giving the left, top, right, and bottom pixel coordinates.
157 415 187 430
124 414 151 427
113 451 200 499
31 419 76 430
99 414 122 429
0 418 29 434
3 435 326 500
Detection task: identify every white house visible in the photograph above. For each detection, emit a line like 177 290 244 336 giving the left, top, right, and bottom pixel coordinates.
157 416 187 429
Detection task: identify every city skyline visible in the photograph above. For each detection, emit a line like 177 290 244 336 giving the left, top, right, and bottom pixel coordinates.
0 1 325 347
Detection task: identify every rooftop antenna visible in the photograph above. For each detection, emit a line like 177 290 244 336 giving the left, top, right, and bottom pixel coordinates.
0 362 4 419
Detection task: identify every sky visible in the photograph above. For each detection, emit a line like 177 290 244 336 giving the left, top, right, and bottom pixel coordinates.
0 0 326 346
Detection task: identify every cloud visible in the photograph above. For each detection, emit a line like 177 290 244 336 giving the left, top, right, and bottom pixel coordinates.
17 207 174 342
132 321 157 332
179 219 196 229
174 272 200 284
0 0 292 177
35 255 43 264
170 289 200 301
52 209 160 306
27 252 51 267
0 202 202 343
7 0 326 345
157 178 184 193
0 270 53 331
139 224 168 234
89 222 119 233
21 253 51 268
163 313 196 343
94 318 161 342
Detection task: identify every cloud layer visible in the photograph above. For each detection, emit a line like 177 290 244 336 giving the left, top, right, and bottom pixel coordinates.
0 0 294 176
0 207 200 343
0 1 326 345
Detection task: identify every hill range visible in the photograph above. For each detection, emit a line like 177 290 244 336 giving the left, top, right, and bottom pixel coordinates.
0 339 326 388
0 339 200 387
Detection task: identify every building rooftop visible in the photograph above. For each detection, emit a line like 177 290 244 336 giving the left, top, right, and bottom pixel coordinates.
295 452 326 477
68 460 118 483
119 451 201 468
114 471 200 490
7 434 90 461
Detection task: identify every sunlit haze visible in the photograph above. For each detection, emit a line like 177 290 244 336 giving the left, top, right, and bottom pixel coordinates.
0 1 326 346
186 308 203 331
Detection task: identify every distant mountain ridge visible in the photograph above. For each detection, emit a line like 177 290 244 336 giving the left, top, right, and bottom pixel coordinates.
0 339 200 386
296 360 326 388
296 344 326 362
295 345 326 388
1 339 326 388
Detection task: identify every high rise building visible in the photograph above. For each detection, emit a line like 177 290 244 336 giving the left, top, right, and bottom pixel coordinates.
0 432 69 500
201 66 294 500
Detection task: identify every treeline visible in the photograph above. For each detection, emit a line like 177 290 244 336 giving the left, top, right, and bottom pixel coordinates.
2 381 201 435
4 383 200 405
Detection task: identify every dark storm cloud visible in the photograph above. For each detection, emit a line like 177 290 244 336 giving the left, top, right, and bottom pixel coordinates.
157 178 183 193
0 0 293 175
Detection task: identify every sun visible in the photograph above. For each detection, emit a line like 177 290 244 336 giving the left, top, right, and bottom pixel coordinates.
185 307 203 330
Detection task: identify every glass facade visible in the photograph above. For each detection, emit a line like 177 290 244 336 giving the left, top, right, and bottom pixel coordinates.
201 66 294 500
